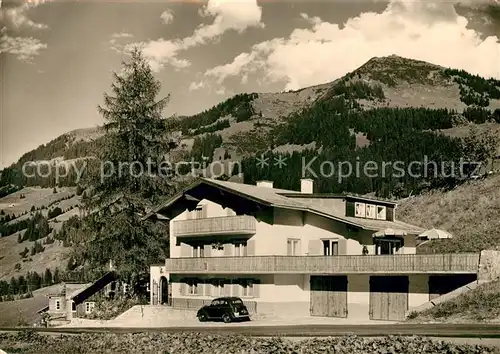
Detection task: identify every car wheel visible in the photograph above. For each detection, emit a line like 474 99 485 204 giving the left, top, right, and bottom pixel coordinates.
222 313 232 323
198 312 208 322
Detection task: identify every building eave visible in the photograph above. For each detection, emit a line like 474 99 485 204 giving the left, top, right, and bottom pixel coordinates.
143 178 274 221
144 177 421 234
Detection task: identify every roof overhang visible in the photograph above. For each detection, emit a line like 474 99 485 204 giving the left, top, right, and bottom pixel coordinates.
277 193 345 199
143 178 274 220
71 271 118 305
373 228 408 237
143 178 419 234
37 305 49 314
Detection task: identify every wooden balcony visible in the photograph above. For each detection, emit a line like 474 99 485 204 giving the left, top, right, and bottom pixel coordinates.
165 253 480 274
172 215 256 237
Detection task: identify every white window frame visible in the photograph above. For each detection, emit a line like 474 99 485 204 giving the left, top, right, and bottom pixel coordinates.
322 239 339 256
376 206 387 220
354 202 366 217
187 279 199 295
234 242 247 257
287 239 300 255
375 238 403 255
55 300 61 311
366 204 376 219
240 279 254 298
212 279 225 297
192 245 204 258
85 302 95 314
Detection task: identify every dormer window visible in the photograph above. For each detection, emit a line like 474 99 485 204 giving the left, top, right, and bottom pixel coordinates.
346 197 395 220
366 204 376 219
351 201 389 220
355 202 366 217
377 206 386 220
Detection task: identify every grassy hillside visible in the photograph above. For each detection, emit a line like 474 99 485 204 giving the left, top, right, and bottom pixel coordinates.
0 231 70 281
397 173 500 253
0 187 80 281
0 186 77 218
409 279 500 323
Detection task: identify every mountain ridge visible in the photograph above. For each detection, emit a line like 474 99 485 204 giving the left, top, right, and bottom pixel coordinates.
1 54 500 286
3 54 500 176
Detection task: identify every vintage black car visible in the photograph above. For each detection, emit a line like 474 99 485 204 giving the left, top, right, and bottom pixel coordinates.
196 297 250 323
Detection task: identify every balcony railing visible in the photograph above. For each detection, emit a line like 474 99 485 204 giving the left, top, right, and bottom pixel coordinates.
165 253 480 274
172 215 256 237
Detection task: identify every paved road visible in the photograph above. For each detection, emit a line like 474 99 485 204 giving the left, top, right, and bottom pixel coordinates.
2 324 500 337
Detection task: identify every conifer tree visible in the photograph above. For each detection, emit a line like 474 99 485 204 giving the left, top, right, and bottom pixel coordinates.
79 48 171 288
43 268 53 286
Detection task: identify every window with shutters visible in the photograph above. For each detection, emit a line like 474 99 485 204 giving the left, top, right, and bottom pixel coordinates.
375 237 403 255
234 242 247 256
85 302 95 314
240 279 254 297
287 239 300 255
211 279 225 297
322 239 339 256
192 245 204 258
187 279 199 295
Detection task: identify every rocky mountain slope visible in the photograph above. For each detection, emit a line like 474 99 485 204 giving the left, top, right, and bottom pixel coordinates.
2 55 500 178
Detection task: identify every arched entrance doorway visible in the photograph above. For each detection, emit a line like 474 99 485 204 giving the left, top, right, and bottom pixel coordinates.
159 276 170 305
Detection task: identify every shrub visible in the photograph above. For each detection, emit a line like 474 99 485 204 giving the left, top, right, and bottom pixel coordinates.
48 207 63 219
19 247 29 258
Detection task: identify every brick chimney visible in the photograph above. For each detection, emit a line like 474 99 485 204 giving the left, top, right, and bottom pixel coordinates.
300 179 314 194
256 180 274 188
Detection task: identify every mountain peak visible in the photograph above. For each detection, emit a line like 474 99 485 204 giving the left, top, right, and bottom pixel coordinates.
362 54 442 69
348 55 445 87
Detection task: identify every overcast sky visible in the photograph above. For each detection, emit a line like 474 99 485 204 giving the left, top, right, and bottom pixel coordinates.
1 0 500 168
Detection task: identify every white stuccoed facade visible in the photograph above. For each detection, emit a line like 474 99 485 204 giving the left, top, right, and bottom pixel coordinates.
149 178 481 321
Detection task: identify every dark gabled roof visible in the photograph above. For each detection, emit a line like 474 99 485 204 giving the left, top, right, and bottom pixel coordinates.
142 178 298 221
145 178 424 234
69 271 118 305
37 305 49 314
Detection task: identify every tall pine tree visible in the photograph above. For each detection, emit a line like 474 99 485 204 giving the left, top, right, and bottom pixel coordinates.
79 48 171 289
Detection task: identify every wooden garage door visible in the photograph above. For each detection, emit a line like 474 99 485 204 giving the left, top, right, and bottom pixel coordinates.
369 276 408 321
310 276 348 318
428 274 477 301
